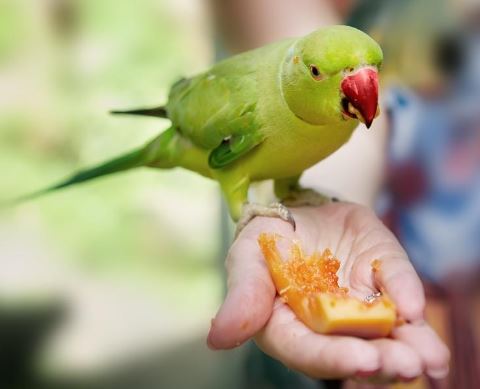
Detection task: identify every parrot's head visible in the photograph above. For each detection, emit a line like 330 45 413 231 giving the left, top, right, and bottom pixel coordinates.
281 25 383 128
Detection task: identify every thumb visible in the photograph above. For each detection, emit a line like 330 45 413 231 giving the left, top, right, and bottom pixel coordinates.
207 225 278 349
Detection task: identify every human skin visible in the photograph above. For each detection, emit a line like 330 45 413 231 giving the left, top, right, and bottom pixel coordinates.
207 204 450 382
208 0 449 383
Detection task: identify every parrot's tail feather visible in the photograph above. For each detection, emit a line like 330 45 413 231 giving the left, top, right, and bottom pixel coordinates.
7 147 148 206
110 106 168 118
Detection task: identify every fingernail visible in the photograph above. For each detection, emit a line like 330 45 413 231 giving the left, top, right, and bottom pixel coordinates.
206 318 217 350
356 368 380 378
206 330 217 350
427 366 449 379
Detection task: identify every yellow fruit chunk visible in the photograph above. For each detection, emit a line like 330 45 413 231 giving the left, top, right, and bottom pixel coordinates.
258 233 396 338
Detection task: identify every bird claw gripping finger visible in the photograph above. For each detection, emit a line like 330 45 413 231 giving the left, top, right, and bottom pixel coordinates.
281 188 340 208
235 202 295 238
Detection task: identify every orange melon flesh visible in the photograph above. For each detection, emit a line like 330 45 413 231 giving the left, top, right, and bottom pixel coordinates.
258 233 396 338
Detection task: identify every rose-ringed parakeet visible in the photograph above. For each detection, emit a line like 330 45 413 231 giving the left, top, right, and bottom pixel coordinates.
15 25 382 232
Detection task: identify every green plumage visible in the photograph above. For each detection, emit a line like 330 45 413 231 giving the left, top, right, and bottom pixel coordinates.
17 26 383 221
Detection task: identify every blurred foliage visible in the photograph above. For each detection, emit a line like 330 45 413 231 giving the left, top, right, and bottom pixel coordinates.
0 0 220 317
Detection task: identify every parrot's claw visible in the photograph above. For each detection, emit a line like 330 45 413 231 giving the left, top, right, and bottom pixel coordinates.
281 188 340 207
235 202 295 238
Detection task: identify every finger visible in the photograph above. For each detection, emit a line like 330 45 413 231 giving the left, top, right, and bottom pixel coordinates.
373 253 425 324
370 338 423 382
255 300 381 379
207 234 276 349
207 214 298 350
393 322 450 379
335 205 426 322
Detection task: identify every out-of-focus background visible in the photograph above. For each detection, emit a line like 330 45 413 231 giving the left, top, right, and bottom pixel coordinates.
0 1 245 388
2 0 480 388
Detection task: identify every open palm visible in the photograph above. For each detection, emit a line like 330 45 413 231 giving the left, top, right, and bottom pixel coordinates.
207 203 449 383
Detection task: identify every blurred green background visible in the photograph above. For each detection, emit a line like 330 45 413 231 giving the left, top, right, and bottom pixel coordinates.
0 0 238 386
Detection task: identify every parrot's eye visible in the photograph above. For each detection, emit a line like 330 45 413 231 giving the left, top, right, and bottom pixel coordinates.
309 65 323 81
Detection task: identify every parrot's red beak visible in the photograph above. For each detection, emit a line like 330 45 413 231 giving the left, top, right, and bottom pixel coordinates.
341 67 379 129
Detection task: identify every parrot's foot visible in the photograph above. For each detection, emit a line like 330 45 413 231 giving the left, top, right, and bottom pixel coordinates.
235 202 295 238
281 188 340 208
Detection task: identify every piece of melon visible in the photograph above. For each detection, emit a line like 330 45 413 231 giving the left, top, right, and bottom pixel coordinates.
258 233 396 338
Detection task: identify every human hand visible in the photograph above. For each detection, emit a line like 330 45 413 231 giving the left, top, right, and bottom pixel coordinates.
207 203 450 383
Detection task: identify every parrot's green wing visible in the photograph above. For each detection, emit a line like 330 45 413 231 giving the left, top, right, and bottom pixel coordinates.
166 49 266 168
208 130 264 169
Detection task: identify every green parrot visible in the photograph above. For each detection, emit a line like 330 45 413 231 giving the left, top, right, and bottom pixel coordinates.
16 25 382 231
